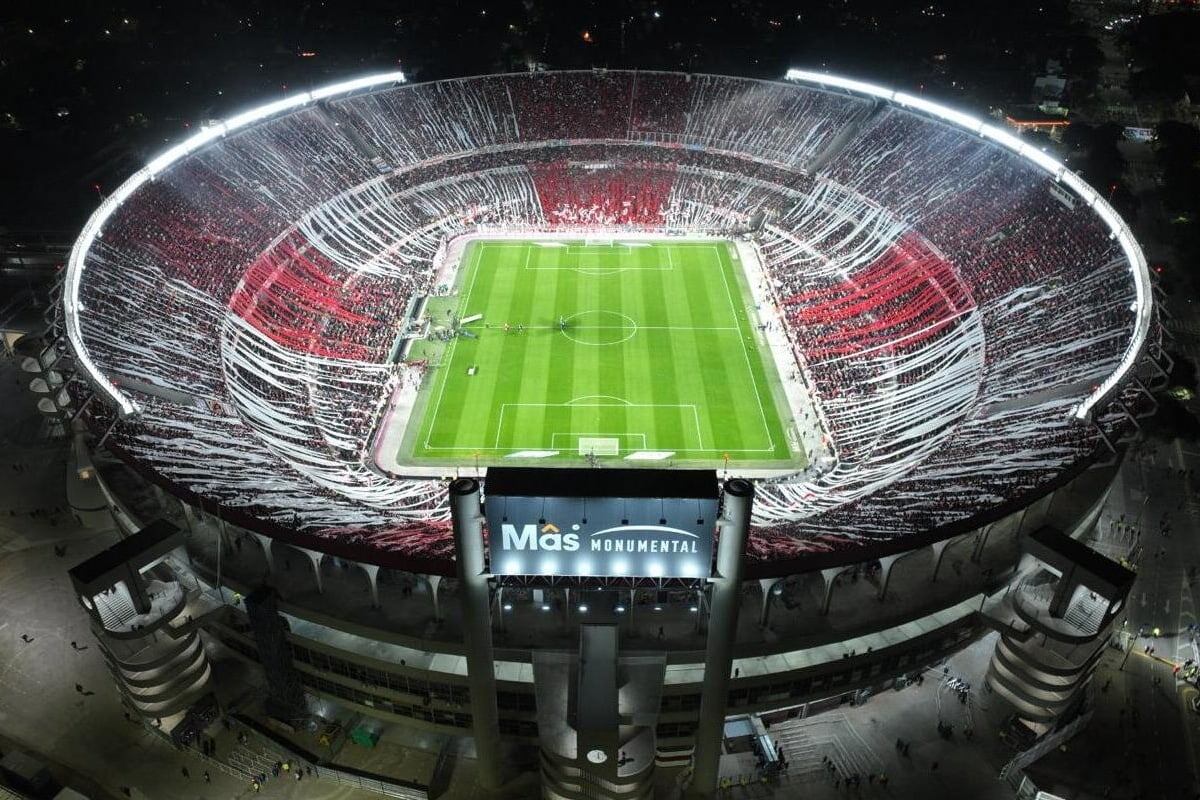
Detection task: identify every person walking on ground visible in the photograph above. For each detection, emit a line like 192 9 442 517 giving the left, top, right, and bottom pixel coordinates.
75 683 83 693
181 766 189 779
203 770 210 783
931 761 939 772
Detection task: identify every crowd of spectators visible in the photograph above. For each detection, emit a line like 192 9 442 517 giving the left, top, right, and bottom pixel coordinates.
530 161 676 226
330 71 869 174
71 71 1144 561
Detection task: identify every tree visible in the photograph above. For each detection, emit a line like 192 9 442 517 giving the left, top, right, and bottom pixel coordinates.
1063 123 1136 218
1142 395 1200 442
1063 34 1105 101
1155 121 1200 178
1064 122 1125 188
1140 353 1200 442
1125 11 1200 105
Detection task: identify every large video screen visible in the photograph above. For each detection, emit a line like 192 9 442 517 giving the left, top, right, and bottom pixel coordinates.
484 468 718 578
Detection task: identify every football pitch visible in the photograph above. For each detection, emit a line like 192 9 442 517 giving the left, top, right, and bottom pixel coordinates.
398 240 801 469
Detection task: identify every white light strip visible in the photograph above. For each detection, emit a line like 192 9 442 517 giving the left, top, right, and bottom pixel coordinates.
894 91 983 133
785 67 1152 420
146 125 227 175
311 73 406 100
64 71 406 415
784 68 895 101
222 91 314 132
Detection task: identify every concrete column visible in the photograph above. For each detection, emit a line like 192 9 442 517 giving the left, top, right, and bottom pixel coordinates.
688 479 754 800
1014 505 1032 536
360 563 381 609
122 563 152 614
296 547 325 594
427 575 442 621
877 554 902 601
1048 565 1078 619
758 578 783 628
181 502 199 534
151 483 170 511
819 567 844 615
971 524 993 563
250 532 275 575
449 478 504 790
930 540 952 583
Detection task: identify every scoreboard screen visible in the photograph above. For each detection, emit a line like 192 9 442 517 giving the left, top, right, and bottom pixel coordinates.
484 468 718 578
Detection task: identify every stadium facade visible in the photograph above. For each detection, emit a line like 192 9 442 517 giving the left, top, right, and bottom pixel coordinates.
44 69 1163 797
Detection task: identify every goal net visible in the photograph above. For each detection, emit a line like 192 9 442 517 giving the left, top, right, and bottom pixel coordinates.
578 437 620 456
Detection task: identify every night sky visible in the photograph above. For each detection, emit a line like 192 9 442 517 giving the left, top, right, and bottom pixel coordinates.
0 0 1087 231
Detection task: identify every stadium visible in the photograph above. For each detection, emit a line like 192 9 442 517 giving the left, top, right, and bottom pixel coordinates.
54 69 1161 797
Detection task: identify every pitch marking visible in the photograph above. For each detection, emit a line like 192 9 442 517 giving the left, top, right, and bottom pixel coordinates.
420 241 785 457
566 395 632 406
561 310 638 346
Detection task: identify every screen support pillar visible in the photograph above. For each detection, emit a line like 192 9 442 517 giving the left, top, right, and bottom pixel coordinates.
687 478 754 798
449 477 505 790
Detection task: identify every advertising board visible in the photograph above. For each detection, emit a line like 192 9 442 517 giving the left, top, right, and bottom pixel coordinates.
484 468 718 578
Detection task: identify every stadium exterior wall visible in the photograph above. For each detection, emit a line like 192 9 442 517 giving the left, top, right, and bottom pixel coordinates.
83 444 1121 750
95 427 1118 579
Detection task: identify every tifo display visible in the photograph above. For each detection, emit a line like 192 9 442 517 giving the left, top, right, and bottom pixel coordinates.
62 70 1148 565
400 241 799 469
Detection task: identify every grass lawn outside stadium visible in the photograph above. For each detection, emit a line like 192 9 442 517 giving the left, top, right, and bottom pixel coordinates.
395 239 804 470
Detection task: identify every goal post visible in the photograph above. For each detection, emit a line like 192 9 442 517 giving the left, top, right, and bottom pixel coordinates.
577 437 620 456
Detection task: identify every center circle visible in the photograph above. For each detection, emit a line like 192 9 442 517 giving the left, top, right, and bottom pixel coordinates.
586 749 608 764
561 310 638 346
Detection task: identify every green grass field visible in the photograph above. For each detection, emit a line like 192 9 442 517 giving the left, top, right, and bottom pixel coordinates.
399 240 800 469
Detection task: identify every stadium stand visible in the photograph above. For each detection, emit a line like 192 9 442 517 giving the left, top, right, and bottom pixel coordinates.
67 71 1149 567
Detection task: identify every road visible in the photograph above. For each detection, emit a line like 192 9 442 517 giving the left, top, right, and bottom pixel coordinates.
1101 411 1200 798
